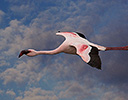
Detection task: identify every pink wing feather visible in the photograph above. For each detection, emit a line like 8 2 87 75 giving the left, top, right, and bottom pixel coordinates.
71 43 92 63
71 43 101 69
56 31 101 69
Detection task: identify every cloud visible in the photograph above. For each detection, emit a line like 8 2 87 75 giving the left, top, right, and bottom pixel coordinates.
57 80 128 100
16 88 58 100
0 0 128 100
0 90 4 94
0 61 10 67
0 18 55 57
0 19 26 54
58 81 92 100
10 5 33 14
6 90 16 97
0 13 63 85
101 91 128 100
1 0 128 87
89 4 128 85
0 58 43 85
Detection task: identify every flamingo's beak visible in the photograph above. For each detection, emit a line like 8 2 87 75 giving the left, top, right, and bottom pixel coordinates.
18 50 30 58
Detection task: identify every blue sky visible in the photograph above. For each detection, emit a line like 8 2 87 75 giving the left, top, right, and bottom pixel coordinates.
0 0 128 100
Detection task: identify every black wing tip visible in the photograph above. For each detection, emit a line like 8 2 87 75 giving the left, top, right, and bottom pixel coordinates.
75 32 86 39
87 61 102 70
87 46 102 70
96 66 102 70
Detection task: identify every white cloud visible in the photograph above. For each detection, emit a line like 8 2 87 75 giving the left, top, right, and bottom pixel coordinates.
0 1 128 100
0 17 61 85
10 5 34 16
0 19 26 54
0 18 57 56
0 58 43 85
100 88 128 100
0 60 10 67
16 88 58 100
58 82 86 99
56 79 102 100
6 90 16 97
54 80 128 100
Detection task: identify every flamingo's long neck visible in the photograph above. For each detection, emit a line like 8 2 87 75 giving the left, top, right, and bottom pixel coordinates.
105 46 128 51
37 49 60 55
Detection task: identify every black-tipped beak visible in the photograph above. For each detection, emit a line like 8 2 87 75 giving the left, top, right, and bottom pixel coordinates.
18 50 31 58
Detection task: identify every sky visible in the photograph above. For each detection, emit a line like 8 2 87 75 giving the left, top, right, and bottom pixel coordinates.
0 0 128 100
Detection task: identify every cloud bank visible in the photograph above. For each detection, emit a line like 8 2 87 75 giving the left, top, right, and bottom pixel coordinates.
0 0 128 100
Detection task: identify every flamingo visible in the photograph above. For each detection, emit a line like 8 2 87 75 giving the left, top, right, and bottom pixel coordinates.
19 31 128 69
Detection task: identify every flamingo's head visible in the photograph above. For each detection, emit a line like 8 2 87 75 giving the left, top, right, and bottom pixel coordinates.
19 49 37 58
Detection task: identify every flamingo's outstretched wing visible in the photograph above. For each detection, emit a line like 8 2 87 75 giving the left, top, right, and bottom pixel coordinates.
56 31 101 69
70 43 101 69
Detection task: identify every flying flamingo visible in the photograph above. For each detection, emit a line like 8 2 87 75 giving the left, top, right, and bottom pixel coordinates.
19 31 128 69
